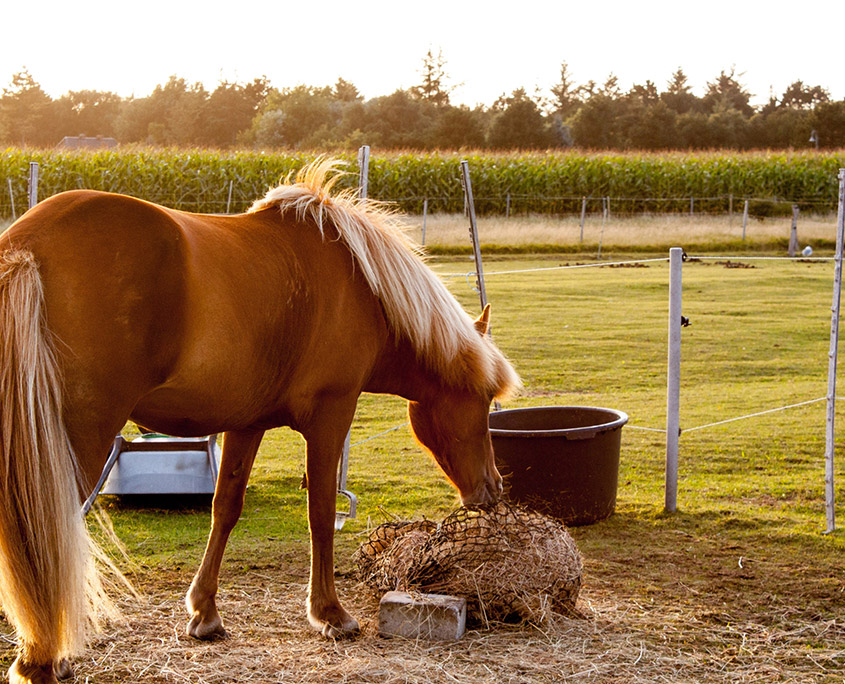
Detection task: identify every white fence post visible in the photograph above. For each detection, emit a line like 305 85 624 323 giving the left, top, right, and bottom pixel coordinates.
665 247 684 513
27 162 39 209
579 196 587 243
824 170 845 533
7 179 15 220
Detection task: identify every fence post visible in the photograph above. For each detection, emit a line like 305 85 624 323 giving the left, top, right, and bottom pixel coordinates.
421 198 428 246
334 144 372 530
27 162 39 209
690 197 694 217
665 247 683 513
597 198 608 259
788 205 800 257
579 196 587 243
729 193 734 221
357 145 370 201
506 192 511 219
742 199 749 240
226 180 234 214
7 179 15 220
460 160 488 312
824 170 845 534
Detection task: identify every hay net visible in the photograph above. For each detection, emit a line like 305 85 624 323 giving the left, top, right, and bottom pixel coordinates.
354 503 582 625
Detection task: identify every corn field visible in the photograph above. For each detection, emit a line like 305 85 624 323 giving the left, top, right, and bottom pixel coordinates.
2 148 844 219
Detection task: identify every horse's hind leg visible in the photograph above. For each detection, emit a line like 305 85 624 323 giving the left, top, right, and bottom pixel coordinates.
186 429 263 640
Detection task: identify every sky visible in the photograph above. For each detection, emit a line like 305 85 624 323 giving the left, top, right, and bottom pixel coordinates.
2 0 842 108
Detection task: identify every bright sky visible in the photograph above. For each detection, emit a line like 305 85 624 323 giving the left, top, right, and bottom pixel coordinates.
2 0 842 108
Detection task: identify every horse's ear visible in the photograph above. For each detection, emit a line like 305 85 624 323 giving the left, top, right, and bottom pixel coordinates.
474 304 491 336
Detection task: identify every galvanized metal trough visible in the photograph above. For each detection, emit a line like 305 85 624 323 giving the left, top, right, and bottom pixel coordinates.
82 434 221 513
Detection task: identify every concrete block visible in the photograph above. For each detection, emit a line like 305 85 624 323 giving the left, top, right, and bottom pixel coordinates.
378 591 467 641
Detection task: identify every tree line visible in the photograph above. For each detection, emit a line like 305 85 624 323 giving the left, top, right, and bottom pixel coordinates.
1 53 843 151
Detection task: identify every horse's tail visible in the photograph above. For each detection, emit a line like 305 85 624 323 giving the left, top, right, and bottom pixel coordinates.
0 249 106 664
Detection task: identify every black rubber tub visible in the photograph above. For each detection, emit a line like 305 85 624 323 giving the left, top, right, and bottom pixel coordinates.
489 406 628 526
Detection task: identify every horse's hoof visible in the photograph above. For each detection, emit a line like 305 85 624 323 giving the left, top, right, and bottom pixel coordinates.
309 608 360 639
54 659 73 680
9 657 57 684
186 612 228 640
321 617 360 639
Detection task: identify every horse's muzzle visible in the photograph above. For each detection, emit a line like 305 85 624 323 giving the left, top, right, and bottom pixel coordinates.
460 472 503 507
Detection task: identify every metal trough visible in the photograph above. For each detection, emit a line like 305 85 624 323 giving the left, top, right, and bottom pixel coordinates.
489 406 628 526
82 434 220 513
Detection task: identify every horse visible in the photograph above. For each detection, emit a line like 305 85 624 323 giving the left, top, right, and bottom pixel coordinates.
0 158 519 684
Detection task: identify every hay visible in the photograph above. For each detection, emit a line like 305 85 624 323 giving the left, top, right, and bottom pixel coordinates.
3 551 843 684
354 503 582 625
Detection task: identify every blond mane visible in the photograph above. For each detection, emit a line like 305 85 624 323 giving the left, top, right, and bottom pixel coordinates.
249 158 519 398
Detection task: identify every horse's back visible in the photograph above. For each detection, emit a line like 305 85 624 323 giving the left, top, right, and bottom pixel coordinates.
1 191 389 438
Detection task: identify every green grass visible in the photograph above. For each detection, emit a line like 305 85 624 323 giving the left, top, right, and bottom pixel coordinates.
97 253 843 571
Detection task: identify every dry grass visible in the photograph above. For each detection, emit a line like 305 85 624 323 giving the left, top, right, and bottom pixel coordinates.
408 212 838 252
3 517 841 684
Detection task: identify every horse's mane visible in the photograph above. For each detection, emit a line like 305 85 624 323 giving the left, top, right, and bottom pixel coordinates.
249 158 520 399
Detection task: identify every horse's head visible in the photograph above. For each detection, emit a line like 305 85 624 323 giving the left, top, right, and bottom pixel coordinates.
407 306 511 507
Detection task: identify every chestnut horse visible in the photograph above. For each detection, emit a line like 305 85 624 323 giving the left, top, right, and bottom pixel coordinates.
0 159 519 683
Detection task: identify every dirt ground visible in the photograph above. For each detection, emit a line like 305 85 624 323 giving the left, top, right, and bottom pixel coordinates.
3 517 841 684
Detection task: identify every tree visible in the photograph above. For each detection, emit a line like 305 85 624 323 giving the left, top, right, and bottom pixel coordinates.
568 93 624 149
249 85 338 149
676 111 711 149
550 61 580 119
363 89 436 148
199 78 269 147
702 68 753 116
488 89 557 149
810 102 845 148
53 89 123 139
0 69 54 146
333 78 362 103
661 68 700 115
432 106 485 149
707 108 751 148
622 100 678 149
749 108 811 148
628 81 659 106
115 76 208 145
599 73 622 99
779 81 829 110
410 48 454 107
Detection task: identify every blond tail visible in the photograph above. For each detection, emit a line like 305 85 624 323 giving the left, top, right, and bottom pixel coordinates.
0 249 107 664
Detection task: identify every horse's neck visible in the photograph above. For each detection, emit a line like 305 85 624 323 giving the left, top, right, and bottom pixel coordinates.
365 337 441 403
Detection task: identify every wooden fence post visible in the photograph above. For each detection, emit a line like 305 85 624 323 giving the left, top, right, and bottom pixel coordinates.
742 199 749 240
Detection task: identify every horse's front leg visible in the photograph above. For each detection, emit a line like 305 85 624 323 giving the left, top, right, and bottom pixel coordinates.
302 403 360 638
185 429 264 640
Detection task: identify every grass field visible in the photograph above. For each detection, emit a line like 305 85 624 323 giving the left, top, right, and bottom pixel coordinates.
1 215 844 682
411 211 839 255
